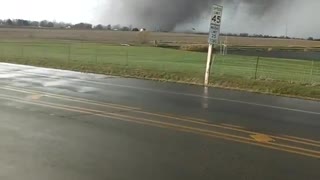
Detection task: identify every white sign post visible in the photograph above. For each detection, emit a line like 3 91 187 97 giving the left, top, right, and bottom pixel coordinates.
204 4 223 86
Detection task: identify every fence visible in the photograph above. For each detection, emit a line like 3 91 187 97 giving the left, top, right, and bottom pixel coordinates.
0 41 319 84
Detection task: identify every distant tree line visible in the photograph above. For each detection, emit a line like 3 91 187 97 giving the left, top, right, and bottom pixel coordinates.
219 33 320 41
0 19 318 40
0 19 66 28
220 32 293 39
0 19 141 32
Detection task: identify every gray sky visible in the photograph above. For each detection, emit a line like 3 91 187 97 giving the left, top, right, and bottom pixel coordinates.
0 0 319 38
0 0 102 24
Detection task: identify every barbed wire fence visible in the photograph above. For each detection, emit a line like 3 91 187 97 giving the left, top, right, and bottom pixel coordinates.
0 41 319 84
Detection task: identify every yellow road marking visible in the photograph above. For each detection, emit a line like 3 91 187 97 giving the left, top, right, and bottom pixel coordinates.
135 110 320 148
1 86 209 125
7 97 258 142
0 94 319 159
28 94 43 100
251 134 275 143
163 114 209 123
282 135 320 145
1 86 320 149
273 136 320 148
221 123 245 129
0 86 139 111
15 97 320 155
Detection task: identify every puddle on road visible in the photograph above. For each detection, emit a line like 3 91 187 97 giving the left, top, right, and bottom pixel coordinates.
23 68 112 80
43 80 99 93
42 80 71 87
77 87 98 93
11 82 30 87
0 74 25 79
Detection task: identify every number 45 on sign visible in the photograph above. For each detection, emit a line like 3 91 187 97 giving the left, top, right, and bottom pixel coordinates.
212 14 221 25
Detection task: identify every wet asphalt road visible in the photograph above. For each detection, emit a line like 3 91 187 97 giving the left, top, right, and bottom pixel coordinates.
0 63 319 180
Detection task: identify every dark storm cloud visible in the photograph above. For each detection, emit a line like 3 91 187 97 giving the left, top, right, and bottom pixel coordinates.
104 0 283 31
100 0 320 37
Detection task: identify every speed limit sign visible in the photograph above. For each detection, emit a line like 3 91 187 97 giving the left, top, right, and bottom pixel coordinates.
205 4 223 86
208 5 223 44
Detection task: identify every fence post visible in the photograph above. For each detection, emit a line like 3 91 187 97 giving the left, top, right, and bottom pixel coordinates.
310 60 314 83
21 45 24 57
0 43 3 58
68 44 71 63
125 48 129 66
95 46 98 64
254 56 260 80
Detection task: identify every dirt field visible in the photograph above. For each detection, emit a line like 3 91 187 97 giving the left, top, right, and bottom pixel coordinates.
1 27 320 48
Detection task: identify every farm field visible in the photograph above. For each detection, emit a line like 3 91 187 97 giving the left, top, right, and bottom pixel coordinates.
1 27 320 48
0 40 319 99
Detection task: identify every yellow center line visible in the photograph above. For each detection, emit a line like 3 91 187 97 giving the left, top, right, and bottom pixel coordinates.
134 109 320 148
3 95 256 142
218 120 320 148
0 94 319 159
27 98 320 155
273 136 320 148
1 85 320 149
162 114 210 123
0 86 139 111
1 86 218 124
282 135 320 145
221 123 245 129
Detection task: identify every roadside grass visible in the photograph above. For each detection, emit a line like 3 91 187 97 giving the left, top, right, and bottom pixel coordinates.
0 41 319 100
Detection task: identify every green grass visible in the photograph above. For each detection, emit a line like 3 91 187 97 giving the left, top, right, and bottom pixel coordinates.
0 40 319 100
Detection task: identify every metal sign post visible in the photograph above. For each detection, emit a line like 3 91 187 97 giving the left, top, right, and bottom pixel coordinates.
204 4 223 86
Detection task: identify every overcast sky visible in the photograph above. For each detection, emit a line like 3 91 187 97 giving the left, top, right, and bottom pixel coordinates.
0 0 104 24
0 0 319 38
